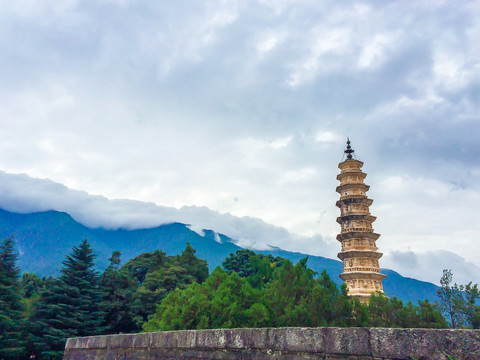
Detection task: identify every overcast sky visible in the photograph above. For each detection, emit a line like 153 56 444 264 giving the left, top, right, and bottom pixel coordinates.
1 0 479 285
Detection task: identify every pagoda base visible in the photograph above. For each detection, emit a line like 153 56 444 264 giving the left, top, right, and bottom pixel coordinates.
340 271 386 296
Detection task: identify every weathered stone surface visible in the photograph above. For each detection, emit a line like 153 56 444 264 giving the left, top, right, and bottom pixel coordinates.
324 327 370 356
369 328 480 360
63 327 480 360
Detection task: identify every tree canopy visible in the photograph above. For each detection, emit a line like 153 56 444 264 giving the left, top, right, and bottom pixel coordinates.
0 236 26 359
3 240 478 360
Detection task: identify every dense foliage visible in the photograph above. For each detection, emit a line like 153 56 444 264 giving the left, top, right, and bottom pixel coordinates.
0 239 478 360
144 251 450 331
0 236 25 358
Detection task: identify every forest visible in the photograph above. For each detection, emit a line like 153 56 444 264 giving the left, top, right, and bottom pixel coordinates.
1 236 479 360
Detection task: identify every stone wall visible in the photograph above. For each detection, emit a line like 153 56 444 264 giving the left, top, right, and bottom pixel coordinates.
63 327 480 360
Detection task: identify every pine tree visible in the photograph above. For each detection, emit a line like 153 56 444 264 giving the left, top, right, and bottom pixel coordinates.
175 242 209 283
60 239 104 336
28 277 70 359
100 251 137 334
29 239 104 359
0 236 26 359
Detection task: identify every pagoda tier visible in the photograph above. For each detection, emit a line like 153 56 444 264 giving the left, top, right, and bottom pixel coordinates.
335 139 386 303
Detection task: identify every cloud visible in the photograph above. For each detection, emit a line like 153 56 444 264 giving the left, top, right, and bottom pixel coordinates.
0 1 479 287
383 250 480 285
2 169 480 285
0 171 338 259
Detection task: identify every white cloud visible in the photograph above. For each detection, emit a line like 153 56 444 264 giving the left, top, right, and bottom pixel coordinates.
278 167 316 184
3 170 480 285
315 131 339 143
0 171 338 258
0 0 479 287
383 250 480 285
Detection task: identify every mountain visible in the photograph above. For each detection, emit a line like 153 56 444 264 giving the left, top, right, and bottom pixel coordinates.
0 208 439 304
0 208 241 276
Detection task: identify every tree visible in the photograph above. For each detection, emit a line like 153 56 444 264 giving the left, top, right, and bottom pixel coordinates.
174 242 209 283
207 269 267 329
107 250 122 271
263 258 316 327
131 265 193 327
435 269 478 328
416 299 447 329
473 307 480 329
287 268 354 328
100 251 137 334
437 269 463 328
122 249 168 284
143 283 208 332
0 236 26 359
60 239 104 336
21 272 43 299
462 282 480 329
120 244 209 330
27 277 70 359
223 249 257 277
143 267 269 332
366 293 447 329
20 272 44 320
29 239 104 359
223 250 284 289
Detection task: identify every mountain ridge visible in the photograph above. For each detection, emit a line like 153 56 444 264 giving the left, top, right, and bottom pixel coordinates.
0 208 439 304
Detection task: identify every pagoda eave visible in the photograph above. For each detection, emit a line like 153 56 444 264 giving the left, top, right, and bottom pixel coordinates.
339 272 387 281
336 183 370 194
338 159 364 169
336 171 367 181
336 214 376 224
337 250 383 260
336 232 380 241
336 197 373 208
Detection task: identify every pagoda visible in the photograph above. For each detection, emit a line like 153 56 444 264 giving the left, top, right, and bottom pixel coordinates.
336 139 386 302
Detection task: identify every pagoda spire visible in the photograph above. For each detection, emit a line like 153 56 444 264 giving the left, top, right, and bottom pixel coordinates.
335 140 386 303
344 137 354 160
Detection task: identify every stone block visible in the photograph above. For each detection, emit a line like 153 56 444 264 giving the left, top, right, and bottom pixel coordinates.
196 328 226 349
131 332 151 348
264 328 289 351
64 337 77 349
369 328 480 360
223 328 269 350
74 336 90 349
154 330 179 348
323 327 370 356
107 333 134 349
283 327 324 353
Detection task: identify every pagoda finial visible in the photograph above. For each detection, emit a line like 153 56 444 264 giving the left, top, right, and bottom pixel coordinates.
345 137 354 160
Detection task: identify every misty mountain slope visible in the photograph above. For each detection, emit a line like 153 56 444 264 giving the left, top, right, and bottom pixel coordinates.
0 208 438 304
0 208 242 276
0 209 102 275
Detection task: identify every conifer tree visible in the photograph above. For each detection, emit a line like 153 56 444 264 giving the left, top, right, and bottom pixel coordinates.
100 251 137 334
176 242 209 283
59 239 104 336
29 239 104 359
28 277 70 359
0 236 26 359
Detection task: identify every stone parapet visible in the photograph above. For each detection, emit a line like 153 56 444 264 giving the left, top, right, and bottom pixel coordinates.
63 327 480 360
